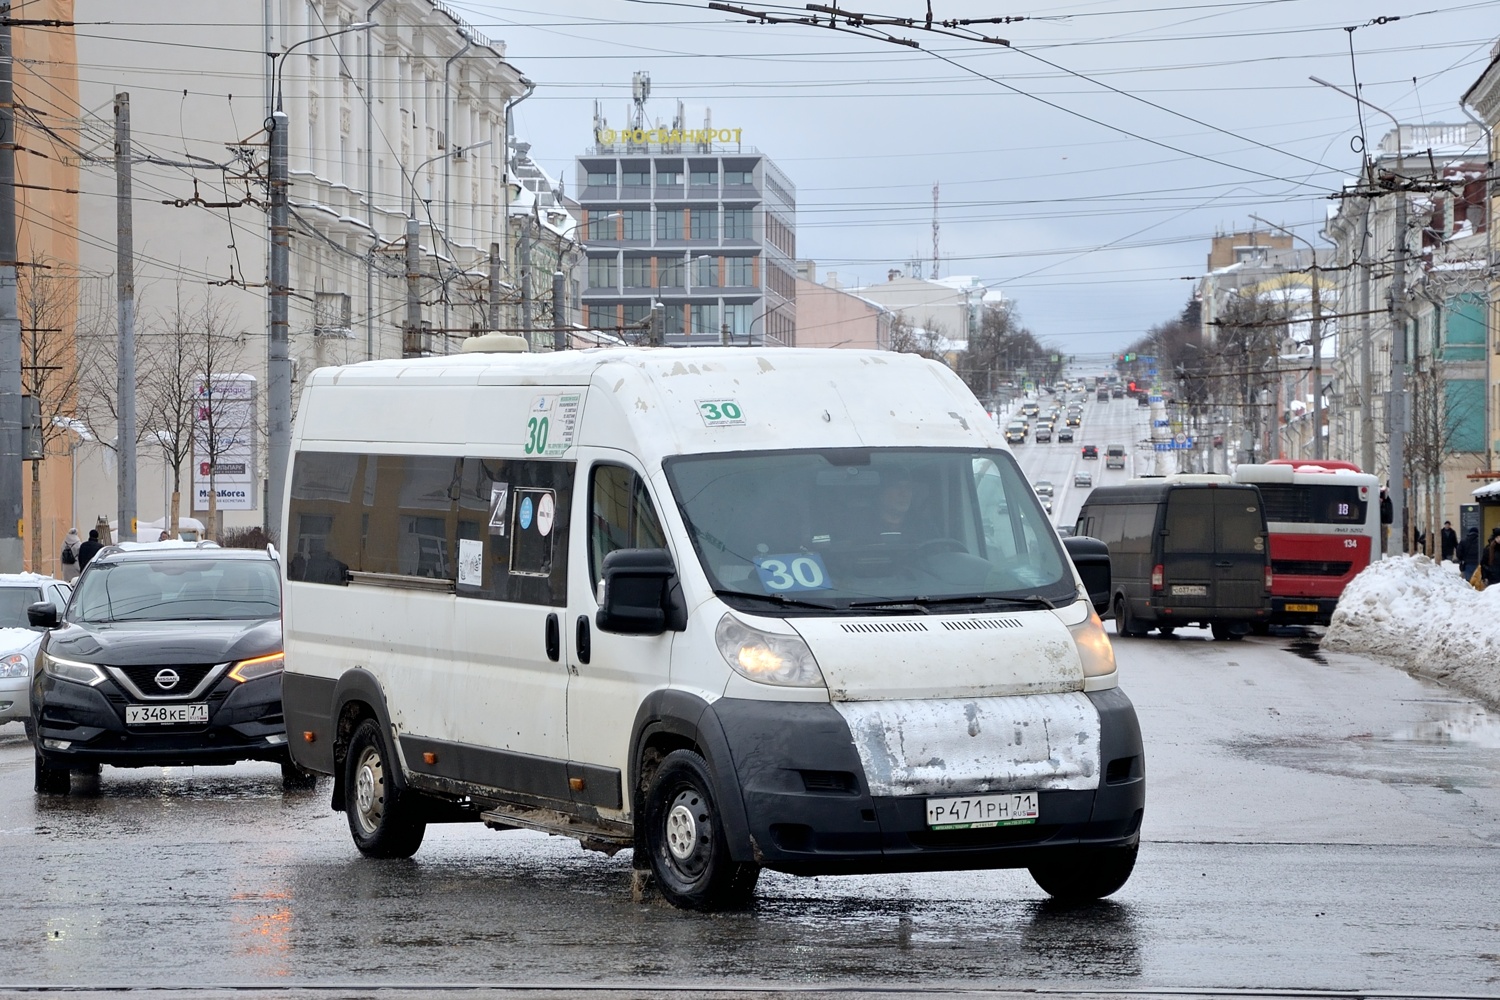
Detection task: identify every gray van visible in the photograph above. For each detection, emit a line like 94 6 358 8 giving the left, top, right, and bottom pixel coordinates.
1074 477 1271 640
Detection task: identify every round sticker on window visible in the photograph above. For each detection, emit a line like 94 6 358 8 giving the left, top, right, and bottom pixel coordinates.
519 495 534 531
537 493 555 537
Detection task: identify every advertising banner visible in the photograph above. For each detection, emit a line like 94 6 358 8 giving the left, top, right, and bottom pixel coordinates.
192 373 258 511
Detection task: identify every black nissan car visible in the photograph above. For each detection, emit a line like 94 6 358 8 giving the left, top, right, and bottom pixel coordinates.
29 543 306 794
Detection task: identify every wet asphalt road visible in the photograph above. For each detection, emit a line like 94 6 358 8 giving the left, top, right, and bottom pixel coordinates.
5 628 1500 999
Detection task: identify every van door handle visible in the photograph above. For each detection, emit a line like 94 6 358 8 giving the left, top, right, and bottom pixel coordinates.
545 613 561 662
576 616 592 665
1214 560 1232 568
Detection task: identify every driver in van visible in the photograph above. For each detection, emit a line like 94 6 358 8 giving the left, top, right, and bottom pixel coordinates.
850 465 924 543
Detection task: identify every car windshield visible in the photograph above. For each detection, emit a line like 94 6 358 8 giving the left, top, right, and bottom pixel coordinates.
0 586 43 627
664 448 1075 610
71 559 280 623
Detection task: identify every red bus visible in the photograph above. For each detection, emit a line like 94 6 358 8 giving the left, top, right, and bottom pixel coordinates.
1231 461 1380 626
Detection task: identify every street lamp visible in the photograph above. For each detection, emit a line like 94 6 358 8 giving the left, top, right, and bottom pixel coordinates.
401 140 494 354
1250 213 1326 460
265 21 375 541
741 302 784 347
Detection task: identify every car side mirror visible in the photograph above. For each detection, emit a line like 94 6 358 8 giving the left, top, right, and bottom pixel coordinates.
596 548 687 636
1062 536 1111 616
27 601 60 629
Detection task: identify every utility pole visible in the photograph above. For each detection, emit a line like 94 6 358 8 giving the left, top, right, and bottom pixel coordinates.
551 270 566 351
1389 175 1409 554
1359 190 1375 476
405 215 421 352
115 93 138 544
0 16 21 570
488 242 500 332
519 221 533 348
267 109 290 540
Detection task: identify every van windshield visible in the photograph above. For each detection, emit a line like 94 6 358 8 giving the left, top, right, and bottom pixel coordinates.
663 448 1076 611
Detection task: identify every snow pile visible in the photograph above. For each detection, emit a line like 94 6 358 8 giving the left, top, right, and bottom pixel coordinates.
1323 554 1500 709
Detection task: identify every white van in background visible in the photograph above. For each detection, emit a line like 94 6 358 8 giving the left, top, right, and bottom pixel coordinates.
281 343 1144 910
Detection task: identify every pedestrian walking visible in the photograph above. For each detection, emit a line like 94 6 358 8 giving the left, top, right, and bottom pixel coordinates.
59 527 82 582
1483 527 1500 586
77 529 103 571
1440 520 1458 563
1458 526 1481 581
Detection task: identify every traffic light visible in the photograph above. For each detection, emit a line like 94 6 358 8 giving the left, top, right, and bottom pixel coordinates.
1124 352 1136 363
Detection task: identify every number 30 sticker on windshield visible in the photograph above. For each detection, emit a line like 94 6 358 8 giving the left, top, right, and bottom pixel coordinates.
697 399 746 427
755 553 830 593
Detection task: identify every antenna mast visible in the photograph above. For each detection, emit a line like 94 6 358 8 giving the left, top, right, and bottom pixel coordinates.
931 181 940 279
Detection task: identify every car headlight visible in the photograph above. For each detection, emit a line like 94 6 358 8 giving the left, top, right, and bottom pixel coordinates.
0 652 29 679
715 614 825 687
227 651 284 683
41 651 107 686
1069 604 1117 678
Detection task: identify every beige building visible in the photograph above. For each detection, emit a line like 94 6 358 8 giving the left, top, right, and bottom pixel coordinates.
845 271 997 354
793 269 892 350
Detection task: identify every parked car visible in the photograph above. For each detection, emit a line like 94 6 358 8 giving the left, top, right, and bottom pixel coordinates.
0 573 72 739
1074 471 1094 488
1081 444 1098 459
29 543 307 794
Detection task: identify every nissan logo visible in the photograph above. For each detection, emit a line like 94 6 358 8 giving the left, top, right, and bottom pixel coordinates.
154 669 181 691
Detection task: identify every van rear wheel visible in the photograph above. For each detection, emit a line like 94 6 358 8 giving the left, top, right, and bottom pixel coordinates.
344 718 426 858
1211 623 1245 642
643 749 760 911
1114 596 1145 637
1029 843 1138 901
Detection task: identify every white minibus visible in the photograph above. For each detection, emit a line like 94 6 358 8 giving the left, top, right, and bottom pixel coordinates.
281 342 1144 910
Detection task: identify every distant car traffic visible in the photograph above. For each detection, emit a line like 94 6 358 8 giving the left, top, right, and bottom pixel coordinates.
29 543 305 795
0 573 72 739
1004 421 1027 444
1081 444 1098 459
1074 471 1094 488
1106 444 1127 469
1035 423 1053 443
1058 426 1075 443
1034 479 1055 497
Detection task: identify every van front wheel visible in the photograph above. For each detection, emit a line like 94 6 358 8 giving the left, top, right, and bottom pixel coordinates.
1029 844 1138 901
643 749 760 911
344 718 426 858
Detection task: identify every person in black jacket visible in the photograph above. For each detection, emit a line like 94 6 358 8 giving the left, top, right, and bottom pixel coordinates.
1440 520 1458 563
77 529 103 570
1458 526 1481 581
1483 527 1500 585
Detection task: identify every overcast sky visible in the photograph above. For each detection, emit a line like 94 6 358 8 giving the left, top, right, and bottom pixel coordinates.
453 0 1498 359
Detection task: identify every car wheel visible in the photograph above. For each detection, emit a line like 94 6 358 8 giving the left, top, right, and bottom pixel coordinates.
1211 623 1245 642
344 718 426 858
642 749 760 911
34 749 70 795
1029 843 1138 902
23 716 35 744
1114 596 1145 637
281 754 318 791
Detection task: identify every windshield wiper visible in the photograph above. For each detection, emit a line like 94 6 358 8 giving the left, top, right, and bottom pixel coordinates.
714 589 841 612
849 594 1058 612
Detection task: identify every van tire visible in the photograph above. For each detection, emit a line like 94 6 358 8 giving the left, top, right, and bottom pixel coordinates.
344 718 426 858
642 749 760 911
1029 843 1138 901
1114 596 1145 637
1211 623 1244 642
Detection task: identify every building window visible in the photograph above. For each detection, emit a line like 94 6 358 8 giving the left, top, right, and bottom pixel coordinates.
663 304 684 336
656 210 683 241
313 291 352 337
586 169 615 188
622 169 650 187
622 210 651 240
690 209 718 240
588 215 616 241
656 167 683 187
726 257 754 286
657 257 684 288
690 167 717 187
693 256 718 288
588 256 618 291
723 170 754 186
724 303 752 337
723 209 753 239
691 303 719 335
622 257 653 288
623 303 654 331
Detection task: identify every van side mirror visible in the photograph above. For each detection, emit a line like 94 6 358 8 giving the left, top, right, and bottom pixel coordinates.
1062 536 1111 616
596 548 687 636
27 601 60 629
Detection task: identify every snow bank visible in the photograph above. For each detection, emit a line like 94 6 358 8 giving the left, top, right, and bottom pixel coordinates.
1323 554 1500 709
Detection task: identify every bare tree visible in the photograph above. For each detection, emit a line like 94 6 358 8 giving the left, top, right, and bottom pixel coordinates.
17 255 87 569
887 313 948 362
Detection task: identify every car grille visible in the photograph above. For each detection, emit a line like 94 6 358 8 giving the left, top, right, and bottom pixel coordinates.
113 662 220 698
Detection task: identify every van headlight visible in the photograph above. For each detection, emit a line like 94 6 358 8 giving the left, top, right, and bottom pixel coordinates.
41 652 107 686
715 614 825 687
1068 605 1117 678
0 652 29 678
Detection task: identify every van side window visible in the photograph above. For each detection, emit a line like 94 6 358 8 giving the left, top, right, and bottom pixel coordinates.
590 464 666 585
362 455 462 579
287 451 364 583
457 457 574 606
